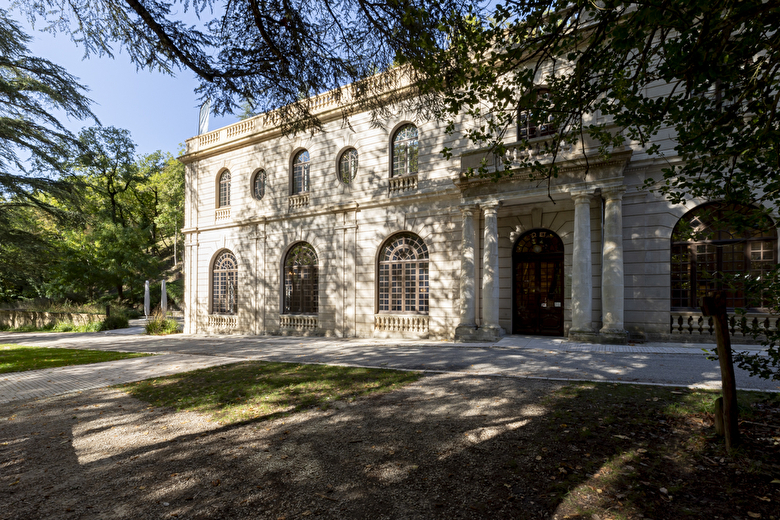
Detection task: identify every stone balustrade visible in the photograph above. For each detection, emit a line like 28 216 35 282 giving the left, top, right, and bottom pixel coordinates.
280 315 318 330
374 314 429 334
215 207 231 222
288 193 310 209
207 314 237 329
226 119 256 138
670 311 778 338
388 174 418 193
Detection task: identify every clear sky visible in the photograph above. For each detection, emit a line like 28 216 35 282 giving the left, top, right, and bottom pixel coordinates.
23 21 236 158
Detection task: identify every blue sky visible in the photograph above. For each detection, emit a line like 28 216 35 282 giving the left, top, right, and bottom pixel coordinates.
24 23 235 158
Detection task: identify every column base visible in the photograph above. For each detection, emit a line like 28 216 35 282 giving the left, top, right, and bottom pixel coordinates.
475 325 505 342
454 324 479 341
599 328 629 344
568 329 599 342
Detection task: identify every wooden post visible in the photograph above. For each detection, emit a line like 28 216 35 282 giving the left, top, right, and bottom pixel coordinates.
701 292 740 451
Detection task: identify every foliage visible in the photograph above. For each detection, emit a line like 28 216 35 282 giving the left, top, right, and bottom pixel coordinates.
0 344 149 373
99 314 129 331
118 361 420 424
13 0 473 132
144 312 180 335
403 0 780 379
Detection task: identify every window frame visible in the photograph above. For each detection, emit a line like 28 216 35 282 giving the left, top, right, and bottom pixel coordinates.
337 148 358 186
251 169 267 201
377 232 429 314
283 242 319 315
211 250 238 315
670 202 777 310
218 170 231 208
391 124 419 178
517 88 556 141
291 150 310 195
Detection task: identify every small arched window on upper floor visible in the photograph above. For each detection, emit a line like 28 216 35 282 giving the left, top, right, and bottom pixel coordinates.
378 232 429 314
391 124 418 178
212 250 238 314
518 88 556 140
292 150 310 194
670 202 777 310
218 170 231 207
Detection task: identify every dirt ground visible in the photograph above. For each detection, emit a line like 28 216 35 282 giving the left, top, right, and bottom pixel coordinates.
1 374 778 519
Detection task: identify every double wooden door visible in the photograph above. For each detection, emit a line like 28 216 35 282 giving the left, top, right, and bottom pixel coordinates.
512 230 564 336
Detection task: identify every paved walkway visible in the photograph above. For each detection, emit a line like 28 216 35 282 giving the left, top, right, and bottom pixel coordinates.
1 330 777 405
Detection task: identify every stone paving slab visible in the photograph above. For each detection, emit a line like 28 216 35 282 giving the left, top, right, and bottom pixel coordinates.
0 354 240 404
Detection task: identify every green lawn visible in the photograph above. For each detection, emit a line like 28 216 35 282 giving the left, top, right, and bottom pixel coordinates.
0 345 151 373
118 361 420 424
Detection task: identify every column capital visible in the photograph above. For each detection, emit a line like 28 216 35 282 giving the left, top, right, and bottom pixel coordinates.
602 186 627 201
570 189 596 203
459 203 478 216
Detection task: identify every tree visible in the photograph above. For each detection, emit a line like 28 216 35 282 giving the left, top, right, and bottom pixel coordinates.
14 0 473 130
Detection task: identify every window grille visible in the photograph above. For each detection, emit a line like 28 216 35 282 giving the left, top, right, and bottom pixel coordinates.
292 150 310 194
338 148 358 185
212 251 237 314
253 169 266 200
378 233 429 313
518 89 556 140
392 125 419 178
283 243 318 314
218 171 231 207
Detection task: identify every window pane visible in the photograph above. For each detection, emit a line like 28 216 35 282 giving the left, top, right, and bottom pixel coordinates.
339 149 358 184
283 243 318 314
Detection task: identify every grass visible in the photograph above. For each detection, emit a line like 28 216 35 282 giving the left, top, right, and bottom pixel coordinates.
0 314 129 333
117 361 420 424
0 345 151 374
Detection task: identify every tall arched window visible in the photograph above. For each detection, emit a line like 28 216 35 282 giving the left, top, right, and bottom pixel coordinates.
292 150 310 194
218 171 231 207
212 251 238 314
671 202 777 309
252 169 266 200
283 243 318 314
338 148 358 185
378 232 429 313
391 124 418 178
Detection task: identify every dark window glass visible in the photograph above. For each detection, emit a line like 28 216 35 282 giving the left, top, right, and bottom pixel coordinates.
392 125 419 178
670 202 777 309
292 150 310 194
378 233 429 313
283 243 318 314
518 88 556 140
212 251 237 314
218 171 231 207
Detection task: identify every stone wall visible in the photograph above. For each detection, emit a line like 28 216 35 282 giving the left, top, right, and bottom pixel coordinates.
0 310 106 329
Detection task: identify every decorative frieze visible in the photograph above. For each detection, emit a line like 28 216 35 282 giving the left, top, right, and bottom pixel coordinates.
289 193 310 209
208 314 237 329
670 312 778 338
389 174 418 193
280 315 318 330
374 314 429 333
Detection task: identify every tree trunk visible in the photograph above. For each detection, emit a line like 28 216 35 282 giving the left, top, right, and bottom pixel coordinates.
701 292 740 451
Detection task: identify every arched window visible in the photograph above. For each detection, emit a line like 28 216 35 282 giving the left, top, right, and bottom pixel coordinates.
252 169 266 200
292 150 310 194
671 202 777 309
391 124 418 178
517 88 556 140
338 148 358 185
378 232 429 314
218 170 231 207
283 243 318 314
212 251 238 314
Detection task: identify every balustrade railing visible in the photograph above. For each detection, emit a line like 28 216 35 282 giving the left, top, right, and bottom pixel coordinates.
288 193 310 209
670 311 778 338
226 119 256 138
374 314 429 334
280 315 318 330
215 207 231 222
208 314 237 329
388 174 418 193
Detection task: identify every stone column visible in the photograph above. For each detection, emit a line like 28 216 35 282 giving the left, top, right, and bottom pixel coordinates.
455 205 478 340
569 191 596 340
600 187 628 343
479 202 505 340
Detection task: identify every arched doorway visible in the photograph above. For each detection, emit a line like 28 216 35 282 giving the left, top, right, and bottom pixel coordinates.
512 229 565 335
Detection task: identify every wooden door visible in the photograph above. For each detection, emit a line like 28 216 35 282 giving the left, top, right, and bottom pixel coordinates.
512 230 564 335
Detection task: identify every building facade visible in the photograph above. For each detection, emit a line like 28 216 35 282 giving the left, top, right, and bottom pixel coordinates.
179 89 779 342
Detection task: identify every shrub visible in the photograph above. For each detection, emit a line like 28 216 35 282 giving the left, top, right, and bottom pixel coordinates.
145 314 181 335
99 314 129 331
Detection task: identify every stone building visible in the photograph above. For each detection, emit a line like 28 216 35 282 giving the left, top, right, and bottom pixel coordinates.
179 86 779 342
